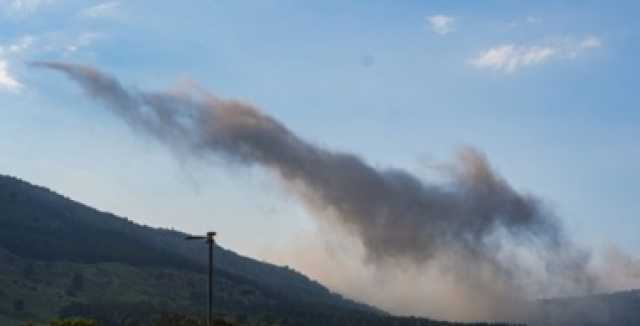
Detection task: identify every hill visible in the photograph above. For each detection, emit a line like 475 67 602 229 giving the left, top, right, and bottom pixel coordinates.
532 290 640 325
0 174 364 308
0 175 517 325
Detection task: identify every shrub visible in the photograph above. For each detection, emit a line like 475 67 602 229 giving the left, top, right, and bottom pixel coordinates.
50 318 98 326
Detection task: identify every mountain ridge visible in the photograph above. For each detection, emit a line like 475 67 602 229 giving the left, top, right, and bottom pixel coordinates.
10 173 633 325
2 174 525 325
0 173 383 323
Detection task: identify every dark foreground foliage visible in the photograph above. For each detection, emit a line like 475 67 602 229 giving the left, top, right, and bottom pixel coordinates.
21 318 97 326
54 302 520 326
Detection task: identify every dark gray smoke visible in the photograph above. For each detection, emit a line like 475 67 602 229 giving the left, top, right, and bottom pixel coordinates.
34 62 599 321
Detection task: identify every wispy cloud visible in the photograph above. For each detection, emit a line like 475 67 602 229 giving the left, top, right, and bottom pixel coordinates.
0 60 22 92
470 45 556 73
0 35 35 92
79 1 119 19
427 15 455 35
4 0 54 16
525 16 541 24
579 36 602 50
63 32 103 53
469 36 602 74
506 16 542 30
0 31 104 92
0 35 35 54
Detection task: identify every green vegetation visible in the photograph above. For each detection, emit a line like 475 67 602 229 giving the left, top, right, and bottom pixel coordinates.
49 318 98 326
0 175 366 312
0 174 523 325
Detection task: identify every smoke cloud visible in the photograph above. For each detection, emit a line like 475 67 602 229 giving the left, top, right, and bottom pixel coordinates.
597 245 640 291
35 62 603 322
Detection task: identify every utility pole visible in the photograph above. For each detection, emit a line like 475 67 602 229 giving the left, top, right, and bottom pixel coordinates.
185 231 217 326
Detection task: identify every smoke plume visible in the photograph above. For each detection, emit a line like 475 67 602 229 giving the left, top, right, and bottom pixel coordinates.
35 62 601 321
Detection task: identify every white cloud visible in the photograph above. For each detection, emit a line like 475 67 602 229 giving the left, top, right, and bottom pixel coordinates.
470 45 556 73
79 1 119 19
0 31 104 92
0 35 36 92
64 32 103 53
580 35 602 49
0 60 22 92
4 0 54 15
504 16 543 31
7 35 34 53
525 16 541 24
427 15 455 35
470 36 602 74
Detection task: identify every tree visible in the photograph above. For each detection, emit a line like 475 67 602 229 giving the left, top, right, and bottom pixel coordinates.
13 299 25 312
67 272 85 296
71 272 85 292
22 263 36 280
50 318 97 326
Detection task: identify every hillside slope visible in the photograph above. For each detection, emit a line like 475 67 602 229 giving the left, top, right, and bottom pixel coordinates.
0 174 520 325
0 175 372 316
0 174 364 308
532 290 640 325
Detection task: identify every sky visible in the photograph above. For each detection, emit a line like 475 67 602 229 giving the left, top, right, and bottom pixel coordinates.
1 0 639 277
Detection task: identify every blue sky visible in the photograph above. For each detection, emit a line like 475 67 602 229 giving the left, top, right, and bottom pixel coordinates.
1 0 638 259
